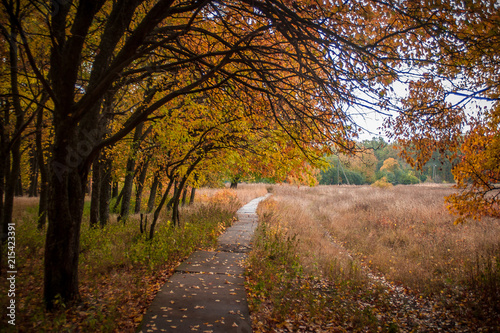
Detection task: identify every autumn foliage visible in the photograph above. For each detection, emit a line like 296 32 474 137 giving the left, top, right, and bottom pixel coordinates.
385 1 500 222
446 109 500 222
1 0 499 310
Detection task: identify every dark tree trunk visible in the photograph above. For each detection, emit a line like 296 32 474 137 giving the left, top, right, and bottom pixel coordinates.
172 185 181 226
15 176 23 196
44 129 90 308
119 122 143 222
37 174 48 230
0 95 9 274
0 125 9 245
171 158 202 226
35 94 49 229
149 178 174 240
91 94 114 227
112 186 124 214
112 181 119 198
118 157 135 222
134 158 149 213
0 123 6 245
167 181 179 211
0 109 5 274
147 173 159 213
3 27 23 240
230 181 238 189
28 146 38 197
99 156 112 227
89 156 101 227
43 0 105 303
181 186 188 206
189 187 196 205
42 0 156 308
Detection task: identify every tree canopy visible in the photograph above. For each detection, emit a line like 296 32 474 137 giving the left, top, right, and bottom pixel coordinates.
385 0 500 222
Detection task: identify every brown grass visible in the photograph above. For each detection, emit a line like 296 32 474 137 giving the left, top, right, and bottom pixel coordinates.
196 183 268 207
10 196 39 221
253 184 500 329
280 184 500 296
257 186 364 283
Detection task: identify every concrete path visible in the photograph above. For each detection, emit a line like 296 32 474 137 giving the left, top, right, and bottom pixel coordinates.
138 195 270 333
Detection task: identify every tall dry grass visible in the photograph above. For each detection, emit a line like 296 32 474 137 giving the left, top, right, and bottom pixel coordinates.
256 187 365 283
268 184 500 306
249 184 500 331
196 183 269 208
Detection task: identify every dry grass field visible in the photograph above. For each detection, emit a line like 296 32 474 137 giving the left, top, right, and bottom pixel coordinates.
197 183 269 208
4 184 500 331
248 184 500 332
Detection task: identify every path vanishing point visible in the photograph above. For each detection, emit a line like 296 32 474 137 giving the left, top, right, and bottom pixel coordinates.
138 194 271 333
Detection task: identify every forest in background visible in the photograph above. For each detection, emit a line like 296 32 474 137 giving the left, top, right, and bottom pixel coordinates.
319 137 457 186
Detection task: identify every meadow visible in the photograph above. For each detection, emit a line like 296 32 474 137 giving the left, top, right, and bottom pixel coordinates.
247 184 500 332
2 183 499 332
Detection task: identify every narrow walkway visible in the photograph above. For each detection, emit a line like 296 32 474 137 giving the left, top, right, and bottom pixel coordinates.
138 194 270 333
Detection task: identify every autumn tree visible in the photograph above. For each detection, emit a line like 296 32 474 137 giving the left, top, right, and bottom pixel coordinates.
446 109 500 222
386 0 500 221
0 1 51 242
380 157 399 173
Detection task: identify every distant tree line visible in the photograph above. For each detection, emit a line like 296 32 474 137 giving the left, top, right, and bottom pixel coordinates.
319 137 457 186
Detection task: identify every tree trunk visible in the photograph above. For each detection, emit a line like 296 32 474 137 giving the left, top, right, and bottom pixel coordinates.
36 96 49 229
181 186 188 206
112 186 124 213
0 127 9 245
15 176 23 196
0 113 5 274
118 157 135 222
0 102 8 252
172 185 181 226
172 158 202 225
118 122 143 222
28 146 38 197
189 187 196 205
37 177 48 229
42 0 139 308
147 173 159 213
134 158 149 213
3 27 23 241
44 132 89 308
0 122 6 245
92 96 113 227
112 181 119 198
167 181 179 211
99 157 112 227
89 157 101 227
188 174 198 206
149 178 174 240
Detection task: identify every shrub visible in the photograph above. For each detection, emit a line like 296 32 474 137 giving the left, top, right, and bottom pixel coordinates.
371 177 393 188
